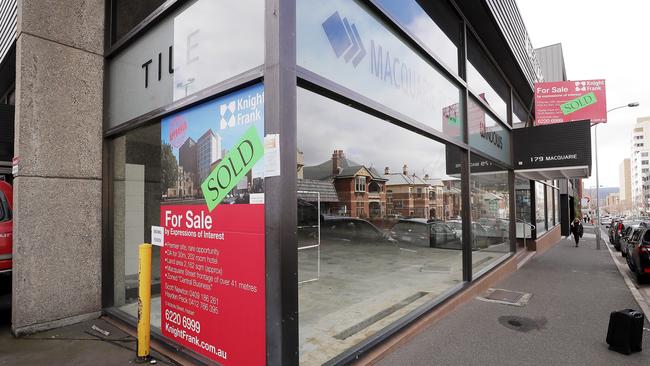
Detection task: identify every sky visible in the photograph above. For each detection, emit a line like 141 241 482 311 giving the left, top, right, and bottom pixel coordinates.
517 1 650 189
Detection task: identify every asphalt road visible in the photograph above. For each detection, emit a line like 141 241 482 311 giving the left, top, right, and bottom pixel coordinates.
378 225 650 366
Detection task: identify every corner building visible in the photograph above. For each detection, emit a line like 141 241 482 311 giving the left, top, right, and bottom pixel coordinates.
0 0 588 365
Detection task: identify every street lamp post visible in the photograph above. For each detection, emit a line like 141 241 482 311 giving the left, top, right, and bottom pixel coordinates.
593 102 640 249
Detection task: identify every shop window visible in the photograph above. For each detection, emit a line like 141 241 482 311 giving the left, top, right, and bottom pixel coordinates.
374 0 461 73
535 181 547 236
297 87 464 364
546 185 554 226
470 154 511 275
468 97 511 165
515 178 532 239
297 0 463 142
466 33 509 123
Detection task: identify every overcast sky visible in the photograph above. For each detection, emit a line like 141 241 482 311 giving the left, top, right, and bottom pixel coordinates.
517 0 650 189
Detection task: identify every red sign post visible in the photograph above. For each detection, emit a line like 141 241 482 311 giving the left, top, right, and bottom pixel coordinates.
534 80 607 126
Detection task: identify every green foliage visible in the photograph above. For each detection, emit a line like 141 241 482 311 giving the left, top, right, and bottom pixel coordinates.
161 142 178 192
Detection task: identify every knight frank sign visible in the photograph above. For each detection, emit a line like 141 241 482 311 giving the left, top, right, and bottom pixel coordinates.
534 80 607 125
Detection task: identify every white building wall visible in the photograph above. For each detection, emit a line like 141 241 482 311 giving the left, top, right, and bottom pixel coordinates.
631 117 650 208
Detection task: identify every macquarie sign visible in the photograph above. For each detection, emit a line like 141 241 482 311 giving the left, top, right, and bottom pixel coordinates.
534 80 607 125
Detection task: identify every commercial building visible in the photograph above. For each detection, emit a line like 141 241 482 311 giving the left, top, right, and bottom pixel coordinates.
619 158 631 210
0 1 591 365
631 117 650 210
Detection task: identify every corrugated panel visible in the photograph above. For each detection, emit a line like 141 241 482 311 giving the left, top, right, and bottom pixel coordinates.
535 44 567 82
0 0 16 66
485 0 543 86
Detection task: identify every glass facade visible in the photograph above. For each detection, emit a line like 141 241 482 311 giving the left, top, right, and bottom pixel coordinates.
297 88 464 364
470 154 510 274
103 0 551 364
534 181 561 238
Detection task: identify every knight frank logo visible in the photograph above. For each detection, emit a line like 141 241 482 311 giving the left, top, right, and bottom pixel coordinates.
322 11 366 67
220 101 237 130
575 81 587 92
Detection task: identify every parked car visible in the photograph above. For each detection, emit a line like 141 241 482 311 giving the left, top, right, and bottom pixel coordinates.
625 226 650 282
601 216 611 226
321 216 395 244
0 181 12 274
391 219 461 249
608 219 625 250
620 222 647 258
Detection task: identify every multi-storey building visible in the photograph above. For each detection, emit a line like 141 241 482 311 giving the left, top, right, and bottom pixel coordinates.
196 129 222 184
631 117 650 209
619 158 631 210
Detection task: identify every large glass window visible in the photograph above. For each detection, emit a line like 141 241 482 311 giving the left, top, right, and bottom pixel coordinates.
112 0 167 44
555 188 561 225
468 98 511 165
470 154 511 274
467 33 509 123
513 95 530 128
297 0 463 142
374 0 460 73
547 185 554 226
108 0 265 128
110 122 163 328
297 88 463 365
535 181 547 235
515 178 532 239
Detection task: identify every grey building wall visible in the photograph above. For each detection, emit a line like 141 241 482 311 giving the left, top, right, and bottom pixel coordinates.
12 0 104 335
535 43 567 82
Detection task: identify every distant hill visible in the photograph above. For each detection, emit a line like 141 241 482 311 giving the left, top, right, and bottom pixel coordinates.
584 187 618 201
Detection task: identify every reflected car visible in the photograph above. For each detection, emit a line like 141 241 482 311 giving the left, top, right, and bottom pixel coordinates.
444 220 490 249
320 216 396 244
625 226 650 282
391 219 461 249
0 181 12 274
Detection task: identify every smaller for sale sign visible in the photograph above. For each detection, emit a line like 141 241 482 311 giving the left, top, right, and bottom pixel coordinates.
534 80 607 125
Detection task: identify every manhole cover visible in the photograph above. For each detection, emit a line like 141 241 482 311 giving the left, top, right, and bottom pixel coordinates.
486 289 524 303
477 288 531 307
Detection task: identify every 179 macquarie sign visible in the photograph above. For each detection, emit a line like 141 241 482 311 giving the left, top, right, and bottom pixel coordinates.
297 0 461 139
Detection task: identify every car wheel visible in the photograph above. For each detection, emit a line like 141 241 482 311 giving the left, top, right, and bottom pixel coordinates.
635 270 646 284
622 250 627 258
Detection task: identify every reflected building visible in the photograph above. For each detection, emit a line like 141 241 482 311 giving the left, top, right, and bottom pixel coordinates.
196 129 222 184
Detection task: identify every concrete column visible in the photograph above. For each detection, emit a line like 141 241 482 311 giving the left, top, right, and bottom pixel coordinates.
12 0 104 335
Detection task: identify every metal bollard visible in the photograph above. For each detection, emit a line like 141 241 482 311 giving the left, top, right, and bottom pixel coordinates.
136 243 152 363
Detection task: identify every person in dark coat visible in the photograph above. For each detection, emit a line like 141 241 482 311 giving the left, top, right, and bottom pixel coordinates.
570 218 584 247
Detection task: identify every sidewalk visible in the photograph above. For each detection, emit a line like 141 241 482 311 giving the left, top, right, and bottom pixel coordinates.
0 313 179 366
377 224 650 366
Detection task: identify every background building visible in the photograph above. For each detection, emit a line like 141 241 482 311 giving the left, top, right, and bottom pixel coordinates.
619 158 631 211
631 117 650 210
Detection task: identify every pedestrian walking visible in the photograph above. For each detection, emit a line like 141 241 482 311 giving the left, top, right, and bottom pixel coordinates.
571 218 584 247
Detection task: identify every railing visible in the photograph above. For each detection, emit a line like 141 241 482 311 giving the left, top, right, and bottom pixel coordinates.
516 218 536 250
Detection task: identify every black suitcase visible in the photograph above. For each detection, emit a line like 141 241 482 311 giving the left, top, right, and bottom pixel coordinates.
606 309 644 355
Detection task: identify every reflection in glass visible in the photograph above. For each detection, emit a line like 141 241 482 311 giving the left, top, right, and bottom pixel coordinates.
173 0 264 100
470 154 511 275
535 181 547 235
467 34 509 122
374 0 459 73
547 185 554 226
110 122 163 329
555 188 561 225
515 178 532 240
297 88 463 365
513 96 529 128
297 0 463 141
468 98 511 165
112 0 166 43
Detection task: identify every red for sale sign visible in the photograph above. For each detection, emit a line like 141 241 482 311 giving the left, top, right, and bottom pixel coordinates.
160 83 266 365
160 204 265 365
534 79 607 125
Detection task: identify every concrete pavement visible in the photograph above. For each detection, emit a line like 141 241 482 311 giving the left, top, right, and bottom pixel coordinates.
377 224 650 366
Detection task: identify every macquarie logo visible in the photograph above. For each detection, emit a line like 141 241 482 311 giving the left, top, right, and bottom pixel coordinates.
322 11 366 67
321 10 433 104
219 92 264 130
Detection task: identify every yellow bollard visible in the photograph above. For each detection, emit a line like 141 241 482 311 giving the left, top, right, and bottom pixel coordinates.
136 243 152 362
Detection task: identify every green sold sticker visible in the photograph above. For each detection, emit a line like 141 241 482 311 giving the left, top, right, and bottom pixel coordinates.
560 92 597 116
201 126 264 212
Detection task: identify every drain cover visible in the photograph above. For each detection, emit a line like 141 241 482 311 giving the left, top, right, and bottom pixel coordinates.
477 288 531 307
486 289 524 303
